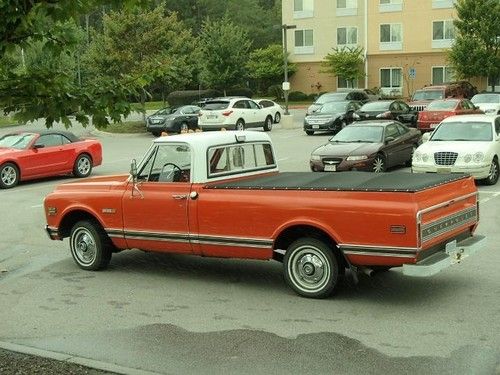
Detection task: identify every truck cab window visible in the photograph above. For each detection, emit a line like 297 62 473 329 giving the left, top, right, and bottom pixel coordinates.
138 143 191 183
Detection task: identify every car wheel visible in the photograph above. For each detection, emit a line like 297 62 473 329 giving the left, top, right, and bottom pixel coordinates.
305 130 314 136
482 158 499 185
235 119 245 131
0 162 19 189
180 122 189 133
263 116 273 132
405 144 418 167
73 154 93 178
70 220 112 270
372 154 386 173
283 237 339 299
152 131 161 137
274 112 281 123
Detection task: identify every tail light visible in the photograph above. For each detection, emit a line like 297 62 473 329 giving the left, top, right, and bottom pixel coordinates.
222 110 233 117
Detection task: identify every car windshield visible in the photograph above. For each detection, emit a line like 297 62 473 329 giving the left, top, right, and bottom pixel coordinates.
315 93 346 104
330 126 383 143
0 133 37 149
318 102 347 113
154 108 173 115
360 101 391 111
471 94 500 104
203 101 230 110
426 100 458 110
431 121 492 141
412 90 444 101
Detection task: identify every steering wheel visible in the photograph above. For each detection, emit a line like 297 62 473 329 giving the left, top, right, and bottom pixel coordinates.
159 163 182 182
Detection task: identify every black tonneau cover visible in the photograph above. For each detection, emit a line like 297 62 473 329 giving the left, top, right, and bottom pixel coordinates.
208 172 468 193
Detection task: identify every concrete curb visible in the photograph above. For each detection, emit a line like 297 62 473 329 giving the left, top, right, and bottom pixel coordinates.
0 341 163 375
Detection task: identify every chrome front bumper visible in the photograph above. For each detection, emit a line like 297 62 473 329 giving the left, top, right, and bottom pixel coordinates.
402 235 486 277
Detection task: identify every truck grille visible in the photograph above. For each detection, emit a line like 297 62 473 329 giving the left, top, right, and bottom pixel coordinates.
410 105 427 112
434 152 458 166
421 206 477 243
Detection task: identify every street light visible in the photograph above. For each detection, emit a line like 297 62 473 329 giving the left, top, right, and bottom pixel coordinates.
274 24 296 116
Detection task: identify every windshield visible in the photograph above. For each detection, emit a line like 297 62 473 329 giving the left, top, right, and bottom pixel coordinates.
154 108 173 115
0 133 36 149
318 102 348 113
471 94 500 104
426 100 458 110
315 93 346 104
330 126 383 143
412 90 444 101
360 101 391 111
431 121 492 141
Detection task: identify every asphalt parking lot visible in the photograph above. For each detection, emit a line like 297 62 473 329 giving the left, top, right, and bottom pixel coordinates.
1 113 499 374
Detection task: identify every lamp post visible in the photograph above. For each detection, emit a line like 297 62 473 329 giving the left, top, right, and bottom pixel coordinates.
275 24 296 115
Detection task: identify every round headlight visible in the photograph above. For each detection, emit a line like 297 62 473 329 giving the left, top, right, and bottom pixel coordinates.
473 152 484 163
463 154 472 163
422 153 429 162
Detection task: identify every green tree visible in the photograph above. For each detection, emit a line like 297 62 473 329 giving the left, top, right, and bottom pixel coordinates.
246 44 296 93
0 0 150 128
83 6 199 120
448 0 500 90
321 46 365 88
198 17 251 94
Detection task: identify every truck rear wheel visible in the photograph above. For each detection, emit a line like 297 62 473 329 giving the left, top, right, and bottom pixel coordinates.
283 238 339 298
70 220 112 270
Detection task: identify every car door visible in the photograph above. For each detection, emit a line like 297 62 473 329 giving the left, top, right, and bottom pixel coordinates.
23 133 74 177
395 123 417 161
189 106 201 128
382 123 406 167
232 100 248 127
247 99 263 127
395 101 415 125
121 143 193 254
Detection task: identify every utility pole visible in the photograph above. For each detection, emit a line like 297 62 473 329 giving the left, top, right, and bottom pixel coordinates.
276 24 296 116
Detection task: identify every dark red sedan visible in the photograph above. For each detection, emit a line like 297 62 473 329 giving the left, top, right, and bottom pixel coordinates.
0 130 102 188
417 98 483 132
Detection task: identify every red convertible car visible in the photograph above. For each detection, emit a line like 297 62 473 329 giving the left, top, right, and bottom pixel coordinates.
0 130 102 188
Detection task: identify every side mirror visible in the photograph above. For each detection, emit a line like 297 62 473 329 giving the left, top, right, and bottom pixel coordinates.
385 136 395 144
130 159 138 181
422 132 432 143
33 144 44 149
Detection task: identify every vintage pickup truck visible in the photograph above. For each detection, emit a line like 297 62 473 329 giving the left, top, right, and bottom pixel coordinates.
44 131 485 298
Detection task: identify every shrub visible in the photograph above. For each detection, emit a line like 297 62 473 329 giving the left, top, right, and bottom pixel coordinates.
287 91 308 101
267 85 283 101
226 87 254 98
166 89 222 107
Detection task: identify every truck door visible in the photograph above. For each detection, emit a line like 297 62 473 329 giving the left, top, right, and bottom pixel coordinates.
121 142 193 254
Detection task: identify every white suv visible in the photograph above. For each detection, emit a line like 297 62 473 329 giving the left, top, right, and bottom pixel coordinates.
198 97 274 131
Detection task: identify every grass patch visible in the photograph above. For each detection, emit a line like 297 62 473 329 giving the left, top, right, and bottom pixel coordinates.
100 120 147 134
0 116 16 128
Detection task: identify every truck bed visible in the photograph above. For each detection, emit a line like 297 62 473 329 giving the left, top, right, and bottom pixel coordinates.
208 172 468 193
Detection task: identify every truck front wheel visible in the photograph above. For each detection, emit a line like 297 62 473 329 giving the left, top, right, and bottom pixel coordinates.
70 220 112 270
283 238 339 298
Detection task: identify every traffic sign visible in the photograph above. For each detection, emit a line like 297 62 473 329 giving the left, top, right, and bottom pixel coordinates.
409 67 416 79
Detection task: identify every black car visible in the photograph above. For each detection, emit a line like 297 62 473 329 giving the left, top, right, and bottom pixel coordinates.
354 100 417 127
303 101 362 135
307 90 370 115
146 105 201 136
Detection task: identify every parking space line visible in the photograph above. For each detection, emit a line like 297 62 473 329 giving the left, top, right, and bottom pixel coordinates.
31 204 43 208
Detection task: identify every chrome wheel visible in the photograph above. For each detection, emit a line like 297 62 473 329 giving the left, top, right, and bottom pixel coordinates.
0 164 18 188
373 155 385 173
274 112 281 123
484 159 499 185
236 120 245 131
74 155 92 178
180 123 188 132
71 227 97 266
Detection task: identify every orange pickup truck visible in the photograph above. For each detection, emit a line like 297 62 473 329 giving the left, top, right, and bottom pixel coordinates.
44 131 485 298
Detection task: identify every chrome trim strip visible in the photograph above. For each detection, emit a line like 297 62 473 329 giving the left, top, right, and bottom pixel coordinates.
421 206 477 243
339 243 418 253
343 251 415 258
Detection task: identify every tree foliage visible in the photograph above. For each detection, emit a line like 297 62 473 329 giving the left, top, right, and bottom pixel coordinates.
321 46 365 87
448 0 500 88
198 17 251 94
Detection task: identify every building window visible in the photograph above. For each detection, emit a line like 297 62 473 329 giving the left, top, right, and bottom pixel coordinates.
380 24 402 50
432 66 455 84
432 20 455 48
336 0 358 16
338 77 359 89
294 0 314 19
380 68 402 95
379 0 403 12
432 0 455 9
294 29 314 54
337 27 358 47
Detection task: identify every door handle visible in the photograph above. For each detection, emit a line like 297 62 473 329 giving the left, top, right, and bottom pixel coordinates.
172 194 187 200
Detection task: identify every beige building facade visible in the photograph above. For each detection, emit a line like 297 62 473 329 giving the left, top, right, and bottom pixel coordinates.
283 0 486 98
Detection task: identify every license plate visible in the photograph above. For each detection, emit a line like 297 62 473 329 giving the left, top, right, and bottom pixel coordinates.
430 123 438 128
312 125 319 129
206 114 217 119
437 167 451 173
324 164 337 172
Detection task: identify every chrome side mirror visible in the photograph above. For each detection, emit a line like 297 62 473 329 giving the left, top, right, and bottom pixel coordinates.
130 159 138 181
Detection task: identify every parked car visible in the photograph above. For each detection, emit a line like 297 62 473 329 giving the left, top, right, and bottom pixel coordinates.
417 98 484 132
303 101 362 135
310 120 422 173
471 92 500 115
0 130 102 189
307 90 370 115
354 100 417 126
146 105 201 136
412 115 500 185
255 99 284 123
363 88 382 101
408 81 478 112
198 97 274 131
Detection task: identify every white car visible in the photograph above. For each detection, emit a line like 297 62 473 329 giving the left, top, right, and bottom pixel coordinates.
255 99 284 123
471 92 500 115
198 97 274 131
412 115 500 185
